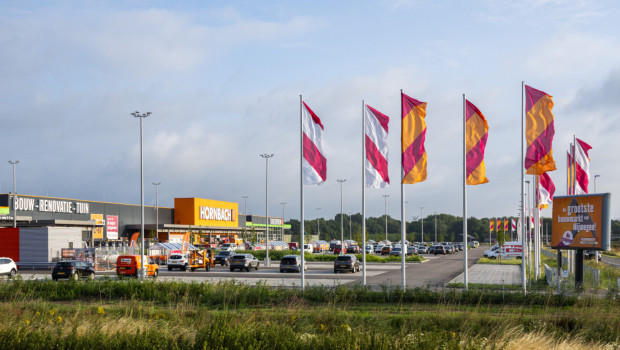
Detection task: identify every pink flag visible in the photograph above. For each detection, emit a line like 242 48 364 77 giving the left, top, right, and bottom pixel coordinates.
302 102 326 185
538 172 555 208
574 138 592 194
365 104 390 188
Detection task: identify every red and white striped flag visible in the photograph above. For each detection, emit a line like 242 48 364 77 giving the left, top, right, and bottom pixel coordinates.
574 138 592 194
365 104 390 188
302 102 326 185
511 218 516 233
538 172 555 209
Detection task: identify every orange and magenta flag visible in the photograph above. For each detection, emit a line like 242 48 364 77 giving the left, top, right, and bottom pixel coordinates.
525 85 556 175
496 218 501 232
465 100 489 185
490 219 494 232
401 93 428 184
504 219 509 232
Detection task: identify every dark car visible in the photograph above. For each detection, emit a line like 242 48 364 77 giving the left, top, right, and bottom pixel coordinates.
334 254 360 273
346 245 360 254
280 255 307 273
433 245 447 255
214 250 235 266
456 243 464 251
584 250 602 260
428 245 435 254
229 254 260 272
334 244 346 254
52 260 95 281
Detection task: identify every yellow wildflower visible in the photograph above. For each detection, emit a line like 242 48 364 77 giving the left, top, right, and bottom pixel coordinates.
57 316 62 323
97 307 105 315
25 320 30 325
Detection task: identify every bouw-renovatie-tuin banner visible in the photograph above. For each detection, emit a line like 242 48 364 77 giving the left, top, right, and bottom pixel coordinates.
551 193 611 250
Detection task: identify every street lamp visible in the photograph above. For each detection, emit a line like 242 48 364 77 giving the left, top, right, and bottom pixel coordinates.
420 207 424 244
337 179 346 251
8 160 19 228
594 175 600 193
281 202 286 243
434 212 438 243
260 154 274 266
382 195 389 241
131 111 150 279
316 208 321 237
153 182 161 243
242 196 249 215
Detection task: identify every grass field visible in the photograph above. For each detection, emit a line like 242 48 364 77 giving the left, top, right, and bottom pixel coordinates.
0 278 618 349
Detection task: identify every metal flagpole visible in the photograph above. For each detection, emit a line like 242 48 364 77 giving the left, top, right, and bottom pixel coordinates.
521 82 527 294
299 95 305 291
400 89 406 290
362 100 367 286
462 94 468 290
534 175 540 280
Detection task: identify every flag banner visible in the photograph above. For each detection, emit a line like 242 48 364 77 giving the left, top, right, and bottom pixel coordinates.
567 150 573 195
365 104 390 188
511 218 516 232
525 85 556 175
402 93 428 184
490 219 494 232
539 172 555 208
302 102 326 185
574 138 592 194
465 100 489 185
496 218 501 232
504 218 509 232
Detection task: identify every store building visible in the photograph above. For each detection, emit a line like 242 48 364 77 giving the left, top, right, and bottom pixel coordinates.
0 194 290 263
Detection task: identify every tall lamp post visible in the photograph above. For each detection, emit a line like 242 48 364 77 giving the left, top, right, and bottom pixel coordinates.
131 111 150 279
420 207 424 244
280 202 286 243
434 212 438 243
316 208 321 237
260 154 274 266
382 195 389 241
242 196 249 215
594 175 600 193
8 160 19 228
153 182 161 243
337 179 346 250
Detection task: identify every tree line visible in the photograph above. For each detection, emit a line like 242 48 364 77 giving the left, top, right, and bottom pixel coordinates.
286 214 620 244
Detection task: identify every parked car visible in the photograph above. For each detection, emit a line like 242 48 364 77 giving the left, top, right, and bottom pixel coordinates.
416 245 427 254
220 243 238 251
390 247 403 256
365 245 373 254
334 244 346 254
486 242 523 260
346 245 360 254
334 255 360 273
52 260 95 281
407 246 418 255
168 253 190 271
584 250 602 260
0 257 17 278
374 244 385 254
445 245 455 254
214 250 235 266
433 245 447 255
230 254 260 272
116 255 159 278
280 255 306 273
381 245 392 255
456 243 464 251
427 245 436 254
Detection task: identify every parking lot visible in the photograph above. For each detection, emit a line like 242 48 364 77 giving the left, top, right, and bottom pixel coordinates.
15 247 487 288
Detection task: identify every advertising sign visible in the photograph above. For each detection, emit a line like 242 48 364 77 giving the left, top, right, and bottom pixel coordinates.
551 193 611 250
106 215 119 240
174 198 239 227
91 214 104 239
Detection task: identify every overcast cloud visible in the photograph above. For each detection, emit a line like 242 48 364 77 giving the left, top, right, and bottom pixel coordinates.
1 0 619 222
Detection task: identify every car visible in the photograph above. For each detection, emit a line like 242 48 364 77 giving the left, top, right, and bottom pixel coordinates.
445 245 455 254
365 245 373 254
390 247 403 256
214 250 235 266
427 245 435 254
584 250 602 260
116 255 159 278
230 254 260 272
456 243 464 251
374 244 385 254
334 244 346 254
433 245 447 255
381 245 392 255
168 253 190 271
407 246 418 255
52 260 95 281
346 245 360 254
220 243 238 251
416 245 428 254
279 255 307 273
0 257 17 278
334 255 360 273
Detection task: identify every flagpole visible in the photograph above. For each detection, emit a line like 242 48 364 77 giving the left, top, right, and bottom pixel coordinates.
299 95 305 291
534 175 540 280
400 89 406 290
462 94 468 290
362 99 367 287
521 81 527 294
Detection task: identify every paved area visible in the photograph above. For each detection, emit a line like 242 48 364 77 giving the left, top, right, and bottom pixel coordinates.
449 264 522 285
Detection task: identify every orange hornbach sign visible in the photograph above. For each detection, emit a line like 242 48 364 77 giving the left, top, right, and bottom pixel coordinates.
174 198 238 227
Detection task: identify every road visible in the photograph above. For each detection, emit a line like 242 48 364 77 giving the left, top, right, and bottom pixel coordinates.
16 247 487 289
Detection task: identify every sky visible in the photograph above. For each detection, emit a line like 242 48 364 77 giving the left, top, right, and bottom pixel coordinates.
1 0 619 222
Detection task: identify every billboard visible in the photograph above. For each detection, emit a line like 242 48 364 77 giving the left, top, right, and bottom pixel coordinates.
551 193 611 250
174 198 239 227
106 215 119 240
91 214 104 239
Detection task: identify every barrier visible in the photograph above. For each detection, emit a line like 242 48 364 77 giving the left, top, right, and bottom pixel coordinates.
543 264 555 286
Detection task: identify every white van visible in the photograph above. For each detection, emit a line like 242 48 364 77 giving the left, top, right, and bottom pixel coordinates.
220 243 238 251
487 242 522 259
303 243 313 253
